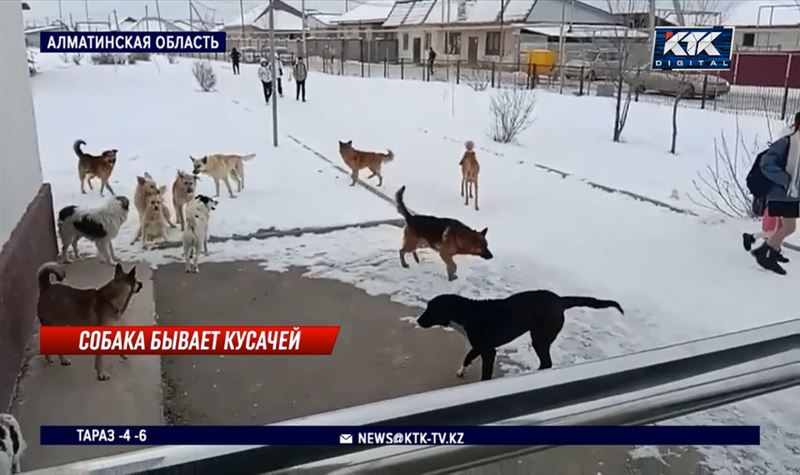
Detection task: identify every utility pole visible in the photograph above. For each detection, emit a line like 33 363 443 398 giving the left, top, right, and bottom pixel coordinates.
58 0 64 27
499 0 504 61
671 0 686 26
84 0 89 22
648 0 656 51
239 0 246 47
301 0 307 58
269 0 279 147
189 1 193 31
145 5 150 31
113 10 120 30
558 2 566 94
155 0 164 31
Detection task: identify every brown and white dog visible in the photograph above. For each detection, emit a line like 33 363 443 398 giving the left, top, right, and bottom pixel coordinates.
74 139 117 196
190 153 255 198
172 170 198 231
133 194 168 248
36 262 142 381
338 140 394 187
459 140 480 211
395 186 492 281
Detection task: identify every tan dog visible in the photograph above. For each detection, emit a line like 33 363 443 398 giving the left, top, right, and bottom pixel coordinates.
459 140 480 211
172 170 198 231
36 262 142 381
190 153 255 198
395 186 493 281
133 174 175 238
132 194 168 248
338 140 394 187
74 139 117 196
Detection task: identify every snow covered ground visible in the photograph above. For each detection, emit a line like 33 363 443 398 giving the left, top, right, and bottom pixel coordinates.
31 53 799 474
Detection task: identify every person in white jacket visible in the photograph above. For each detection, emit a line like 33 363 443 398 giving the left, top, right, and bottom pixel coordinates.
257 59 273 104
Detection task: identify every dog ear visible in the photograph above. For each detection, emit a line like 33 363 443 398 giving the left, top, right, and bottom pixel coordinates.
114 263 124 277
145 172 153 179
128 266 137 277
137 176 145 185
347 140 352 146
202 157 208 163
189 156 195 162
480 227 488 236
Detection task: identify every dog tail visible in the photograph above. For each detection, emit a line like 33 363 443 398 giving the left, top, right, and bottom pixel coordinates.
465 140 475 152
73 139 86 158
38 262 66 291
241 153 256 161
382 150 394 162
395 186 413 221
561 296 623 315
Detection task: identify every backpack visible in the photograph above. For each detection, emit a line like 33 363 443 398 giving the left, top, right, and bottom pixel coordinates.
746 149 772 198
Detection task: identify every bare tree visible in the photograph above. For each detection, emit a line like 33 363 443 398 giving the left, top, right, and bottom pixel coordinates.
489 88 536 144
688 119 762 218
675 0 733 25
465 69 490 91
192 60 217 92
605 0 648 143
670 73 692 154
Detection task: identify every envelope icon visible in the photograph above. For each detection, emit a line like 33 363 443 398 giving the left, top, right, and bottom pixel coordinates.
339 433 353 444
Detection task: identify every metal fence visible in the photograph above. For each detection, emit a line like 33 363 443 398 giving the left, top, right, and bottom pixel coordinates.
28 318 800 475
307 56 800 121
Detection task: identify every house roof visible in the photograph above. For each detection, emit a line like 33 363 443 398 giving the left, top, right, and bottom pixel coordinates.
521 23 648 39
332 1 395 24
223 0 306 31
122 17 186 32
24 24 66 34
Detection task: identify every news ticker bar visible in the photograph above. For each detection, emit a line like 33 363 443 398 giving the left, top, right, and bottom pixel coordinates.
41 426 760 446
39 326 340 355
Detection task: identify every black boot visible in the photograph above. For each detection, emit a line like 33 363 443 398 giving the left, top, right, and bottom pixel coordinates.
742 233 756 251
751 244 787 275
775 249 790 263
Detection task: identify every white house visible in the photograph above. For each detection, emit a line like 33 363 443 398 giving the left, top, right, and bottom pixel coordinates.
330 1 395 37
388 0 622 65
1 0 57 410
221 0 327 50
728 1 800 51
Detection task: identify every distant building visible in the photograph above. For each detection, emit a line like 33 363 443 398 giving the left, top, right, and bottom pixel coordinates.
24 22 69 48
728 1 800 52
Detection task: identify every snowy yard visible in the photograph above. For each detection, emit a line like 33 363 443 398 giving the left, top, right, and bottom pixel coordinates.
31 53 798 474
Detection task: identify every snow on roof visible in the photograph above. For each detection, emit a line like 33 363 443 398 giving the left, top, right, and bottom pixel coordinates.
727 1 800 26
393 0 535 26
522 23 648 39
123 17 186 32
252 8 304 31
24 24 66 34
332 1 394 24
384 2 413 27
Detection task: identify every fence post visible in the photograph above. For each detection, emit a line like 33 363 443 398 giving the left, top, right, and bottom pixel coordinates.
401 58 404 80
781 84 789 121
532 64 537 89
700 74 708 110
456 60 460 84
384 57 387 78
491 62 496 88
578 65 584 96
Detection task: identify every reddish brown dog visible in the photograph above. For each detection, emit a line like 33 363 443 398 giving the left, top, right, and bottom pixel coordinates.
395 186 493 281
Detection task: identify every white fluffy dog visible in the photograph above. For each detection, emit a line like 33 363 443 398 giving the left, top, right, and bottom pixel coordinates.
57 196 130 264
182 195 218 273
0 413 26 474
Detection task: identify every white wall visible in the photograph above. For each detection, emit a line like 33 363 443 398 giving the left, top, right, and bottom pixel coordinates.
734 27 800 51
0 1 43 248
399 29 519 64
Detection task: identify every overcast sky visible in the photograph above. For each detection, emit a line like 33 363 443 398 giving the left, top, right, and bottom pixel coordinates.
23 0 360 25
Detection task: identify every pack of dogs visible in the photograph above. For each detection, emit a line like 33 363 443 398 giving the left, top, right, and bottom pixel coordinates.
22 136 620 468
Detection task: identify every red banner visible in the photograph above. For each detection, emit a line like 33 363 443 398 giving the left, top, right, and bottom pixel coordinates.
39 326 340 355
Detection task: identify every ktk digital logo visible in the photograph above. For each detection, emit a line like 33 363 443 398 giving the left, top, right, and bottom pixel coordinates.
651 26 734 71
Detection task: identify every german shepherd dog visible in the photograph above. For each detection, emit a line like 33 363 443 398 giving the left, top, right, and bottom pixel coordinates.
190 153 255 198
338 140 394 187
37 262 143 381
417 291 623 381
460 140 480 211
395 186 492 281
74 139 118 196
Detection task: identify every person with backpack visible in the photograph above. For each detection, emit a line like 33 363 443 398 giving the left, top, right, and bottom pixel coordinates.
230 48 241 75
258 59 273 104
745 111 800 275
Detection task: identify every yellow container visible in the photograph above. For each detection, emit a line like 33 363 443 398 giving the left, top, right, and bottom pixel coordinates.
526 49 556 75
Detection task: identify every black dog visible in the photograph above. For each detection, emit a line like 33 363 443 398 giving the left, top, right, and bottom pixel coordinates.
416 291 623 381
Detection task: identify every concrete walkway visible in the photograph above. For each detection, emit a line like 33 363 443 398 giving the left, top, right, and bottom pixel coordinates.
11 259 162 471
